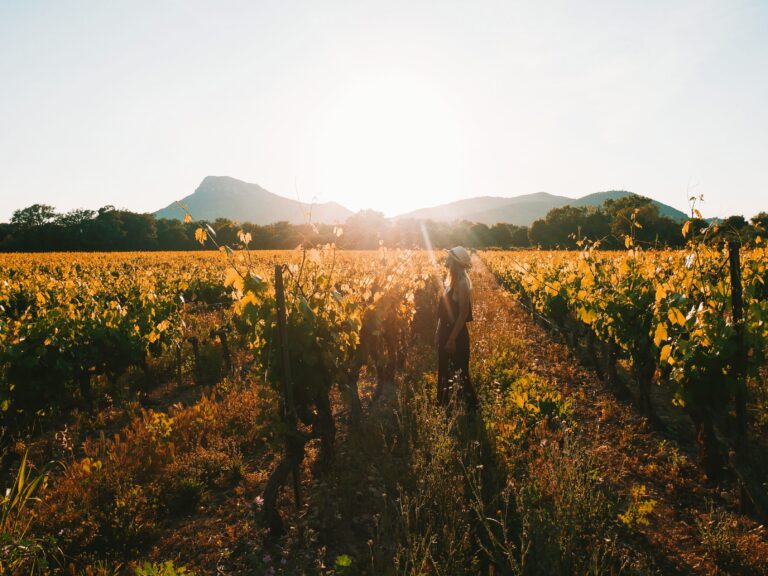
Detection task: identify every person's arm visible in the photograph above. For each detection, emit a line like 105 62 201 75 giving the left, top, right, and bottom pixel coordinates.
445 281 469 354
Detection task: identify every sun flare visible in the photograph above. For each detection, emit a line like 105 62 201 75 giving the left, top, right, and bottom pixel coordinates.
312 73 469 216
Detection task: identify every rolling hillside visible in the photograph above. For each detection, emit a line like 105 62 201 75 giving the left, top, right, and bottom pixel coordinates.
155 176 352 225
399 190 687 225
156 179 687 227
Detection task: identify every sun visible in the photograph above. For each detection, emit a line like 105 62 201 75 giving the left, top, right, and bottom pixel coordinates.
312 72 469 216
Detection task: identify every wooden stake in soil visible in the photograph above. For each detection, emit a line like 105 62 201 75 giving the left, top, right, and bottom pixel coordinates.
211 328 232 372
187 336 200 385
78 369 92 407
728 241 748 455
176 344 183 388
263 264 305 539
725 241 768 519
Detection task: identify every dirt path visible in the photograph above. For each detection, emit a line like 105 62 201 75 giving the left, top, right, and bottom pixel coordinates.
470 253 768 574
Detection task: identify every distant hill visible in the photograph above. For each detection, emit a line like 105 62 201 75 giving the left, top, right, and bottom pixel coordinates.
155 179 687 227
398 190 687 225
570 191 688 221
401 192 570 225
155 176 353 225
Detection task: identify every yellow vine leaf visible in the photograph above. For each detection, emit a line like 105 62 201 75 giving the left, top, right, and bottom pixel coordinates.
667 308 686 326
224 267 244 292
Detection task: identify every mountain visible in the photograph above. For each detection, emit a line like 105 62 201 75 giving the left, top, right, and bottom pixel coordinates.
571 191 688 220
398 190 687 226
402 192 570 225
155 176 353 225
463 192 572 226
156 178 688 227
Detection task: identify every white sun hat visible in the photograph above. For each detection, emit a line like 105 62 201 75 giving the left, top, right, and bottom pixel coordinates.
446 246 472 269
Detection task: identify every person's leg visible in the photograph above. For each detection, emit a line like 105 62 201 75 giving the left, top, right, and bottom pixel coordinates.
437 345 450 406
455 330 478 410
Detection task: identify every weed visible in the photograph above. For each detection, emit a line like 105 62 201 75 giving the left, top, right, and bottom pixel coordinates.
134 560 196 575
392 379 479 575
695 504 758 573
162 476 205 517
618 484 657 529
0 451 56 575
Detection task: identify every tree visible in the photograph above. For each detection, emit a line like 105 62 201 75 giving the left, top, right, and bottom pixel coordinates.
157 218 191 250
0 223 14 249
528 219 554 247
609 199 661 246
342 210 389 249
653 215 685 247
510 225 530 247
11 204 58 228
56 209 96 227
489 223 513 248
582 209 612 243
468 222 492 247
212 218 239 247
602 194 651 219
751 212 768 232
121 212 158 250
544 205 589 248
82 209 125 250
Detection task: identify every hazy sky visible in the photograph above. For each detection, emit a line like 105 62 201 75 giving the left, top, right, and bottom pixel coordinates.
1 0 766 223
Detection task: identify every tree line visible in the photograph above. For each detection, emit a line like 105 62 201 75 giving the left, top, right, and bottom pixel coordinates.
1 195 764 252
527 195 766 248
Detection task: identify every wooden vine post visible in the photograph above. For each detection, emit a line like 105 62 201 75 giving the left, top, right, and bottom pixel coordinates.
726 240 768 521
176 343 183 388
186 336 201 384
263 264 305 539
275 264 303 509
211 327 232 372
728 240 748 455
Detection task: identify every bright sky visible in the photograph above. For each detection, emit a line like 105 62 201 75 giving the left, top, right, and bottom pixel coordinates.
1 0 766 223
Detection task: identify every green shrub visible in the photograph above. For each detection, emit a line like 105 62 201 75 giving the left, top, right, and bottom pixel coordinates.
162 476 205 517
134 560 195 576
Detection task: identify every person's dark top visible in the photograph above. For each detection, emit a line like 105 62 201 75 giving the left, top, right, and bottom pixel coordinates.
437 282 473 344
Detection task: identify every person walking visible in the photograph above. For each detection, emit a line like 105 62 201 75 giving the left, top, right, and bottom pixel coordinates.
436 246 478 410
